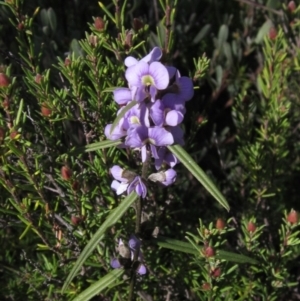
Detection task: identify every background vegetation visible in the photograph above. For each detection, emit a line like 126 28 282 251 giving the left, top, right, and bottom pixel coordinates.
1 0 300 300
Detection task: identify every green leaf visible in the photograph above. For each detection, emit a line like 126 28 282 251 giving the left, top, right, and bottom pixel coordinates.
217 24 229 49
155 237 258 264
217 250 259 265
47 8 57 33
72 140 121 155
154 236 198 255
193 24 211 44
167 144 230 211
255 19 273 44
62 191 139 293
71 269 124 301
110 100 137 134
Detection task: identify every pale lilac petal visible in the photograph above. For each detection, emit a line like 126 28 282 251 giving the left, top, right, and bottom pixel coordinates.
111 180 128 195
125 126 147 148
141 47 162 63
111 258 121 269
113 88 132 105
124 56 138 67
141 145 147 162
110 165 127 182
149 62 169 90
166 66 177 79
129 234 141 251
135 178 147 198
125 61 149 87
178 76 194 101
148 127 174 146
137 263 147 275
165 110 184 126
150 100 164 126
165 151 179 167
150 144 159 159
162 169 177 186
105 123 126 140
135 86 147 102
169 126 184 145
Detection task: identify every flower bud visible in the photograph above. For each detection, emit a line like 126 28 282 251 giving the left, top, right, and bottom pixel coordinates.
216 218 225 230
0 73 10 87
2 97 9 109
211 267 221 278
35 74 43 84
204 246 215 258
17 22 24 31
72 180 80 191
64 57 71 67
269 27 277 40
10 130 18 139
61 166 72 180
41 103 52 117
0 127 5 144
94 17 105 31
133 18 144 32
202 282 211 291
288 1 296 12
247 221 256 233
71 215 82 226
287 210 298 225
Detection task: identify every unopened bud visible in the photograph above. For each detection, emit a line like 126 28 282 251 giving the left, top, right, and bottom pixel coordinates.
94 17 105 31
288 1 296 13
247 221 256 233
202 282 211 291
10 130 18 139
204 246 215 257
71 215 82 226
35 74 43 84
61 166 72 180
269 27 277 40
72 180 80 191
133 18 144 32
216 218 225 230
64 57 71 67
211 267 221 278
287 210 298 225
41 103 52 117
0 127 5 144
0 73 10 87
17 22 24 30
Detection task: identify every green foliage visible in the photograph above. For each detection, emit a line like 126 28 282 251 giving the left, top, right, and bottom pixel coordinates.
0 0 300 300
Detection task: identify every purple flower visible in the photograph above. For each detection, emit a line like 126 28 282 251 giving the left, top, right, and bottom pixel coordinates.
111 235 146 275
124 47 162 67
148 168 177 186
126 61 169 102
110 165 147 198
113 88 132 105
154 147 179 170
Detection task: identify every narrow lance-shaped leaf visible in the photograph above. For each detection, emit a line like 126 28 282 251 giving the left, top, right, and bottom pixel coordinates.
72 139 121 155
167 144 230 211
72 269 124 301
62 191 139 293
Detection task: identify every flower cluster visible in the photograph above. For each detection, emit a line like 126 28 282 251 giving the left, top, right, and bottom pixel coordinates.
105 47 194 198
111 235 146 275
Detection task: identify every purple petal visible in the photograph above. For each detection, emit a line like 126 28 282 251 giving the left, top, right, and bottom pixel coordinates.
129 234 141 251
149 62 169 90
104 123 126 140
162 169 177 186
150 100 164 126
168 126 184 145
124 56 138 67
177 76 194 101
125 61 149 87
162 94 186 113
166 66 177 79
165 151 179 167
125 125 147 148
135 177 147 198
114 88 132 105
165 110 184 126
111 180 129 195
148 127 174 146
110 165 127 182
141 145 147 162
111 258 122 269
142 47 162 63
137 263 147 275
